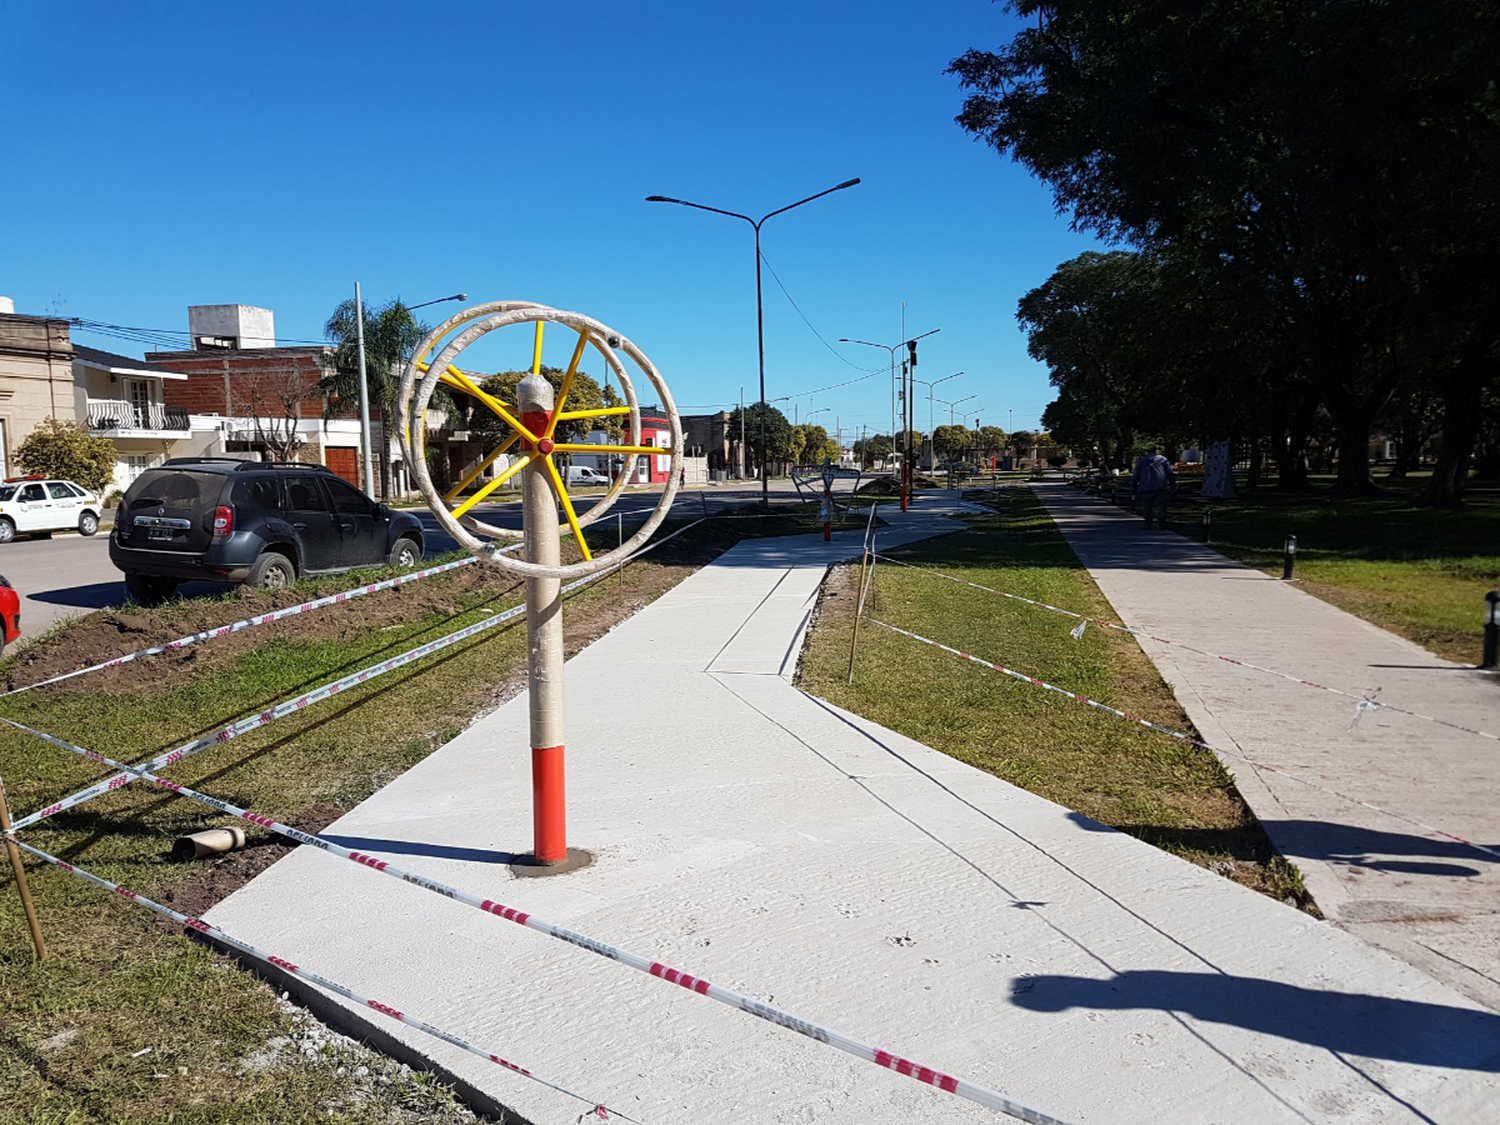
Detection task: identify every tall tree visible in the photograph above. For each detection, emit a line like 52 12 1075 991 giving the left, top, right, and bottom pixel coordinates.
324 297 431 497
952 1 1500 497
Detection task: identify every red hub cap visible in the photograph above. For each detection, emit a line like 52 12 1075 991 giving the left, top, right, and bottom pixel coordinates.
536 437 555 455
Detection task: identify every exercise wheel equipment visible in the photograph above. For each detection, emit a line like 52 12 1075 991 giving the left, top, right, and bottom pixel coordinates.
398 301 682 867
398 301 683 582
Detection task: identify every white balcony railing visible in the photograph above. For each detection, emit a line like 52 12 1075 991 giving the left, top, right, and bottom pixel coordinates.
87 399 190 434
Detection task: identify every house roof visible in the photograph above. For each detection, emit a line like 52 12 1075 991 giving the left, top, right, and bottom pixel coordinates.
73 345 188 380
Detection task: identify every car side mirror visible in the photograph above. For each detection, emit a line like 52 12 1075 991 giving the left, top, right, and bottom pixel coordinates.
376 502 391 520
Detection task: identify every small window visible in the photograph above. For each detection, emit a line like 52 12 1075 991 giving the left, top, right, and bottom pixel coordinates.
324 478 373 516
19 484 45 503
232 477 281 510
64 483 88 498
284 476 331 513
47 483 74 500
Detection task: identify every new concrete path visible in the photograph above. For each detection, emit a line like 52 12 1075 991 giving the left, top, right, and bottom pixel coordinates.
206 498 1499 1124
1031 480 1500 1018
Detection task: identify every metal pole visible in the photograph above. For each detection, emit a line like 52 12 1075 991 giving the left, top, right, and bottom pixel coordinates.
354 282 376 496
847 547 869 683
755 224 768 511
1282 534 1297 581
519 375 567 863
0 773 47 960
739 387 745 480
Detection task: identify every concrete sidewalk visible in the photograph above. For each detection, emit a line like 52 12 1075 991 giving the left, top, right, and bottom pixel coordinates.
1031 480 1500 1016
207 498 1499 1124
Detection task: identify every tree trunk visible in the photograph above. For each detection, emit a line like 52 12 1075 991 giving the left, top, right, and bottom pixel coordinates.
1425 376 1486 507
1246 434 1262 490
1274 399 1315 490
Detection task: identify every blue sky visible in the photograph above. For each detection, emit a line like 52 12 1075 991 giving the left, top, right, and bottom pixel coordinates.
2 1 1103 439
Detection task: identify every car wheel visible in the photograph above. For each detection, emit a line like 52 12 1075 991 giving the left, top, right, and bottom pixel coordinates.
125 571 178 606
0 518 13 545
388 537 422 569
248 551 296 590
79 511 100 537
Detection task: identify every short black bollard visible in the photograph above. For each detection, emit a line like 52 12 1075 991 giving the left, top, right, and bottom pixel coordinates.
1281 534 1297 580
1202 508 1212 543
1482 591 1500 670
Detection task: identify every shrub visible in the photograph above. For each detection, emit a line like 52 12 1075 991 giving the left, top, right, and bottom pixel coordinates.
16 418 119 493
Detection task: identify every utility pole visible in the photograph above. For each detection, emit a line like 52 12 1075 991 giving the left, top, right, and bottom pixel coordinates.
739 387 746 479
353 282 376 498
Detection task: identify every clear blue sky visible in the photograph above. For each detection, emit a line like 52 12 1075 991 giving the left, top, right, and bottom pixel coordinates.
2 1 1103 439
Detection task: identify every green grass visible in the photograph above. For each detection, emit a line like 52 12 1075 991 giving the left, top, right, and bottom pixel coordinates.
798 490 1316 907
1178 477 1500 663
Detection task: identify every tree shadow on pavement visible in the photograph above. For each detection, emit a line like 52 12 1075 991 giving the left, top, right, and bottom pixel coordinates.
1010 969 1500 1070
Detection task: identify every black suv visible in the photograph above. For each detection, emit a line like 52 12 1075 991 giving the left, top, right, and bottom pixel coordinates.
110 459 425 604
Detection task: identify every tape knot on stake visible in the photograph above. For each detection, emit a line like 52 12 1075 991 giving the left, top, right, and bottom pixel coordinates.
1350 687 1382 731
1069 620 1087 640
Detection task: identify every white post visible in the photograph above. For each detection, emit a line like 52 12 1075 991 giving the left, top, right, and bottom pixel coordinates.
354 282 376 497
519 374 567 863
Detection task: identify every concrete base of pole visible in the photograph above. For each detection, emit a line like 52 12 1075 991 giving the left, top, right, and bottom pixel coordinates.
508 848 595 878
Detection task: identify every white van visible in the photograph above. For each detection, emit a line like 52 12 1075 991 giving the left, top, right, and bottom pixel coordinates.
566 465 610 487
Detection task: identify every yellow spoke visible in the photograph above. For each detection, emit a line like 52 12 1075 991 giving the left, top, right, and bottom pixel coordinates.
556 406 631 420
541 457 592 561
545 329 591 439
443 433 518 503
428 363 535 441
452 453 533 518
552 443 662 456
531 321 544 376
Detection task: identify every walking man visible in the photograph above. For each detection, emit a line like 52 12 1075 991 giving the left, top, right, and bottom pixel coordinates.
1131 446 1176 530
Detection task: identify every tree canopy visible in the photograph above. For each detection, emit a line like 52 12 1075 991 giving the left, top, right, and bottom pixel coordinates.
952 1 1500 502
17 419 118 493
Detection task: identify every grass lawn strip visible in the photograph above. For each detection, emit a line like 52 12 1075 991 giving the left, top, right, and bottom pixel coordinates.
798 489 1316 910
0 508 834 1125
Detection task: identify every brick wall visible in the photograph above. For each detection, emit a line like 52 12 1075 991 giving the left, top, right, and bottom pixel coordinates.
148 347 330 417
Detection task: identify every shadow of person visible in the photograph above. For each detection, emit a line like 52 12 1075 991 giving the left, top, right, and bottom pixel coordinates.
1010 970 1500 1071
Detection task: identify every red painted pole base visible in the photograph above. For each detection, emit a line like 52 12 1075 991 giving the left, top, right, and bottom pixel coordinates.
823 521 831 541
532 744 566 863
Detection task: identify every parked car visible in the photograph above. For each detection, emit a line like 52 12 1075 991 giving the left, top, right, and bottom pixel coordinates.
0 573 20 654
566 465 610 487
110 458 425 604
0 475 103 543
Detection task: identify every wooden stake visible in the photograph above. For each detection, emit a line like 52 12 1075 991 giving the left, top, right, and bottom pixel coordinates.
0 774 47 961
847 549 869 684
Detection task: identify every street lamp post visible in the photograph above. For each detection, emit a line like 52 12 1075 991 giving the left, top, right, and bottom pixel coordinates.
648 179 861 510
840 329 939 505
353 287 467 499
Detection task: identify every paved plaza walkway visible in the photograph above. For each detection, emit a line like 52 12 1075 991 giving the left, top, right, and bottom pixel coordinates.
207 497 1499 1124
1031 480 1500 1018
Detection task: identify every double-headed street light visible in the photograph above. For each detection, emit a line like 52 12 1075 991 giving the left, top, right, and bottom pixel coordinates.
913 371 963 468
647 179 861 509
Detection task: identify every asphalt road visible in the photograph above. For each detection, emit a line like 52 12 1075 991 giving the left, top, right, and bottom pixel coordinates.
0 480 804 645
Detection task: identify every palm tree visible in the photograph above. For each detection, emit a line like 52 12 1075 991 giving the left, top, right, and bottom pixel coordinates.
323 298 431 498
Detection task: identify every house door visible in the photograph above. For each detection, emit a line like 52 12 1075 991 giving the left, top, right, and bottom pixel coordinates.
127 380 152 428
325 447 359 488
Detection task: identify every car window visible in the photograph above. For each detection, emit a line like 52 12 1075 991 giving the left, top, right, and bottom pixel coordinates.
0 486 17 502
324 478 373 516
284 476 331 513
232 476 282 510
129 470 218 508
46 483 74 500
63 483 88 498
19 485 45 503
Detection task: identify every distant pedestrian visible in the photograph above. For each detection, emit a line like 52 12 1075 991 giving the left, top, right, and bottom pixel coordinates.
679 466 686 487
1131 446 1176 530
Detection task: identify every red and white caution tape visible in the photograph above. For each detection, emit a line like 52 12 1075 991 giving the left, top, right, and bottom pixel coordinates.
10 519 708 832
9 835 638 1123
872 553 1500 745
1 554 495 698
1 718 1069 1124
865 616 1500 864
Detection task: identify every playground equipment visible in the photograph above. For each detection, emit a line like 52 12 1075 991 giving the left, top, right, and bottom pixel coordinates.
400 302 681 866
